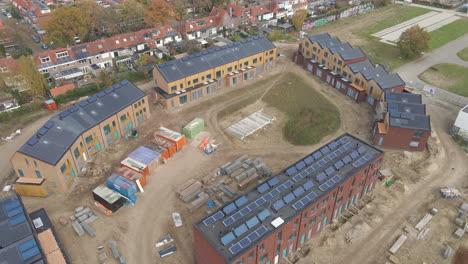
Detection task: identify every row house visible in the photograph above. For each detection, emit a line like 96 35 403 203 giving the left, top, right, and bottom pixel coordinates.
295 33 405 106
372 91 431 151
11 0 52 28
35 25 181 82
153 35 277 109
11 80 150 194
194 133 384 264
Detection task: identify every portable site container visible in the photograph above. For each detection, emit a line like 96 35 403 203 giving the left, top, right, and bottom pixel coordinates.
144 142 170 160
44 99 57 111
183 118 205 139
151 137 176 157
92 184 127 212
115 167 146 190
154 127 186 151
12 177 50 197
120 157 149 176
127 146 161 174
106 174 138 202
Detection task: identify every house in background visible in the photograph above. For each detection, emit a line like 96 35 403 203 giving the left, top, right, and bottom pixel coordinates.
372 91 431 151
452 105 468 141
0 57 27 92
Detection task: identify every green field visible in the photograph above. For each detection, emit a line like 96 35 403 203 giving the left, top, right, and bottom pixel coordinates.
419 64 468 97
363 6 432 35
428 19 468 50
262 72 340 145
457 47 468 62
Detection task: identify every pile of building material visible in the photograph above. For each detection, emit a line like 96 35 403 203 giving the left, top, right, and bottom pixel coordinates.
440 187 461 198
155 234 173 248
389 234 408 254
453 202 468 238
225 110 275 140
156 234 177 258
70 206 98 237
188 192 209 212
177 179 202 202
109 239 126 264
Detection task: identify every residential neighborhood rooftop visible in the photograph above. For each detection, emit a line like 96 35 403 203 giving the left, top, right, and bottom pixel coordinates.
156 35 275 83
386 92 431 131
347 60 405 89
194 133 384 262
18 80 146 165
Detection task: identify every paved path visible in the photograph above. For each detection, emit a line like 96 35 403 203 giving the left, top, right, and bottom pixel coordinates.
395 1 468 18
396 34 468 106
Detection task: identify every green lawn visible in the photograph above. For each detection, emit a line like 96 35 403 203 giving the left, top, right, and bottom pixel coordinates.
428 19 468 50
457 47 468 62
418 64 468 97
363 6 432 35
262 72 340 145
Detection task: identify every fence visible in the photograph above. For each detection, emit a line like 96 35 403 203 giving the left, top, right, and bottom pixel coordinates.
303 3 374 30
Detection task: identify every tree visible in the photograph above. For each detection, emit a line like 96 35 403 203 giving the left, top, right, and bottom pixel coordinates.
98 71 113 89
174 0 188 26
397 26 430 58
145 0 175 26
116 0 146 33
44 5 92 46
292 9 308 31
17 56 48 97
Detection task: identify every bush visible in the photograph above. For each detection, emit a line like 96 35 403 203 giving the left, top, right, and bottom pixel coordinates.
53 84 101 104
117 72 146 83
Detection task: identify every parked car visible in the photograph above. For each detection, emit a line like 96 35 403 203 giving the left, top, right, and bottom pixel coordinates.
41 43 49 49
32 35 40 43
6 13 12 18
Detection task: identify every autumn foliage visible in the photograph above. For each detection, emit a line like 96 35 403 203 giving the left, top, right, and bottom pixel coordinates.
397 26 430 58
145 0 175 26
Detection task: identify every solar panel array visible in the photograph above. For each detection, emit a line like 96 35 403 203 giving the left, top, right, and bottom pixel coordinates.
228 225 268 255
203 211 225 226
318 175 342 192
352 154 373 168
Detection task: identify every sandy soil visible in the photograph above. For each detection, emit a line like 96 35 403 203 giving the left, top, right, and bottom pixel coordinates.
7 44 468 264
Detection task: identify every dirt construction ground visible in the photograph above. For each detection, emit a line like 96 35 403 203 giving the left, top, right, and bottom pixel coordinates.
3 44 468 264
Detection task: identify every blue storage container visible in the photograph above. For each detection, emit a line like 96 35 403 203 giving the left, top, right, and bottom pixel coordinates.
106 174 138 198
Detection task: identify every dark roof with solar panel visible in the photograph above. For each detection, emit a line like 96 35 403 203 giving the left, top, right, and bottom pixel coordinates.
17 80 146 165
156 35 275 83
385 91 431 131
194 133 384 262
0 194 45 264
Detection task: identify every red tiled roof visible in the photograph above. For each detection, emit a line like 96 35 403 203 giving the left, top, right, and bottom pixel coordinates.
0 57 19 72
179 16 218 34
35 24 178 66
50 83 76 97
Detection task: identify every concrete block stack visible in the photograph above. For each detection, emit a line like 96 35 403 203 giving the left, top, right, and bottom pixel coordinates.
71 206 98 237
177 179 203 203
187 192 209 212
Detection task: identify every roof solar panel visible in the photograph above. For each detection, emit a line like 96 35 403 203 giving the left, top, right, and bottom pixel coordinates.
247 232 258 242
306 167 314 174
283 193 295 204
324 156 332 163
234 224 248 237
363 154 373 161
328 141 339 149
293 187 305 197
221 232 236 245
340 136 350 144
4 200 21 210
300 171 308 178
303 180 314 190
352 160 361 168
257 183 269 194
325 166 335 176
79 101 89 107
97 92 106 98
246 216 260 229
277 185 286 192
292 201 304 210
316 172 327 182
318 160 326 166
350 151 359 159
223 203 237 214
292 174 303 182
334 160 344 170
262 192 273 201
319 183 329 192
320 146 330 154
270 188 280 197
267 177 280 187
69 105 79 113
273 199 285 212
256 197 266 206
283 180 293 188
213 211 225 221
329 152 337 159
203 217 215 226
342 155 352 164
232 212 243 221
295 161 306 171
312 164 320 170
256 225 268 236
9 214 26 226
307 191 317 200
312 151 322 159
239 237 250 247
38 127 48 136
357 146 366 154
304 156 314 165
285 166 298 176
258 209 271 221
248 202 259 211
235 196 248 207
332 175 342 183
229 244 242 255
240 207 250 216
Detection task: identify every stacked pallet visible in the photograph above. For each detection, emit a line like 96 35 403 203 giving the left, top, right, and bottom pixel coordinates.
187 192 209 212
177 179 203 203
70 206 98 237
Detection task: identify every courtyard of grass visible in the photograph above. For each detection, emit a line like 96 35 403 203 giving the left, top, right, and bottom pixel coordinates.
262 72 340 145
418 64 468 97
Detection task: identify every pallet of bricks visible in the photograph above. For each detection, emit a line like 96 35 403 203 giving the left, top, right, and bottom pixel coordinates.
177 179 208 212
